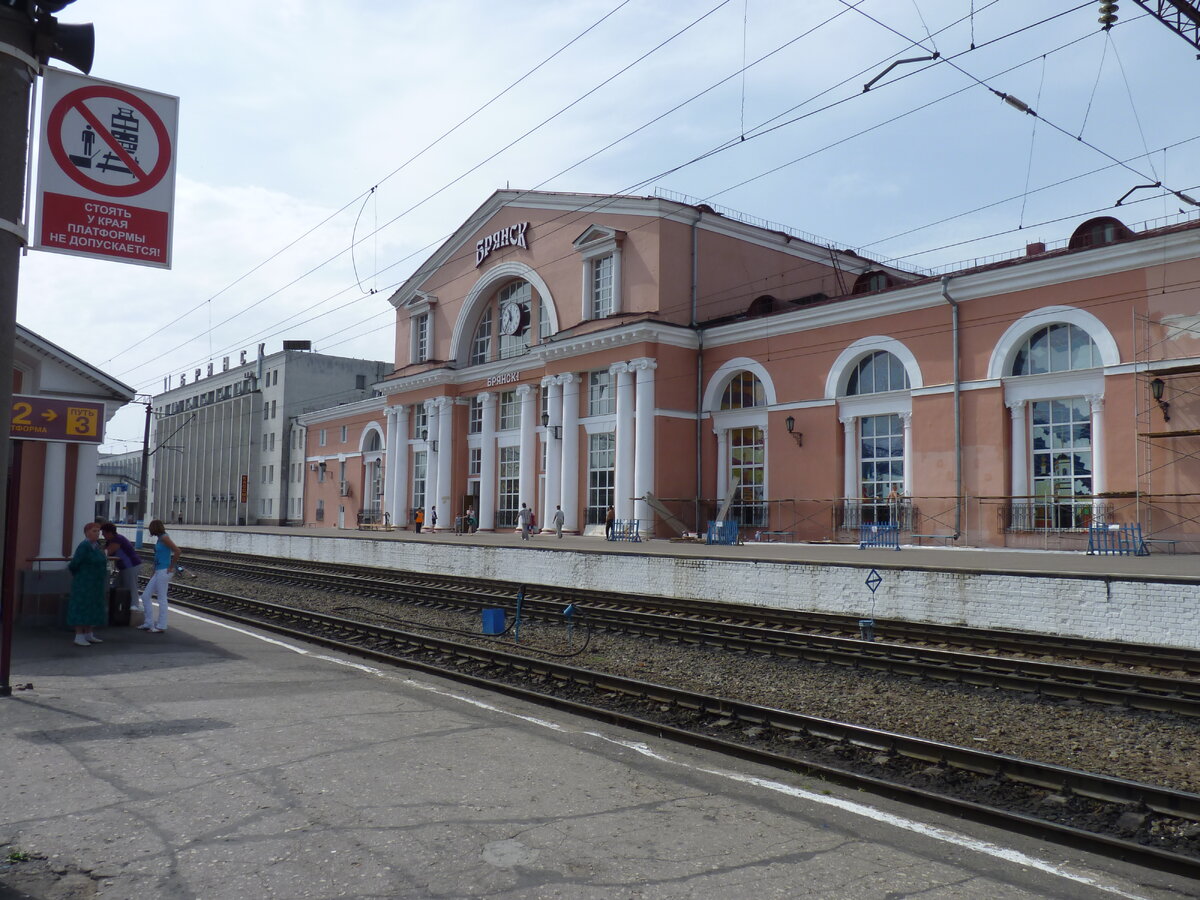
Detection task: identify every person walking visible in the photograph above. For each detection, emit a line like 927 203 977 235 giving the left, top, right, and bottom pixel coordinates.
552 505 565 539
604 504 615 540
431 506 438 531
100 521 141 611
67 522 107 646
518 502 532 540
414 507 424 533
138 520 180 633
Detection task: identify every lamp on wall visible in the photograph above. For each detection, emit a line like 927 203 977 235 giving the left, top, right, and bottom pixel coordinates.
785 415 803 447
1150 377 1171 422
541 412 561 439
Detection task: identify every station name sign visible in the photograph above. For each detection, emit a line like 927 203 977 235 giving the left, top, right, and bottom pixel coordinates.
485 371 521 388
476 222 529 266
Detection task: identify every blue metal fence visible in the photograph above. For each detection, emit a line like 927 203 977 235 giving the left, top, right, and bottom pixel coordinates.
859 522 901 550
610 519 641 542
1087 523 1149 556
706 520 739 545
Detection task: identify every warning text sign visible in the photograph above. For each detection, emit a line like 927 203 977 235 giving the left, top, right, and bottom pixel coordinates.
34 68 179 269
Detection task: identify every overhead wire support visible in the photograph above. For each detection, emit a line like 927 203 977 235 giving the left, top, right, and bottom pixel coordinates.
1127 0 1200 54
862 53 939 91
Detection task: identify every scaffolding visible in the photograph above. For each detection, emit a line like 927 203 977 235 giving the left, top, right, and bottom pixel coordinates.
1133 311 1200 540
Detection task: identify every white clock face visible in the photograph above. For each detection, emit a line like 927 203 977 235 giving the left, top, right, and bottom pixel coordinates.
500 302 523 336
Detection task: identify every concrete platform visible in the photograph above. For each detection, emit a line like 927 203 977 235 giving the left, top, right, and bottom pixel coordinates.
1 609 1194 899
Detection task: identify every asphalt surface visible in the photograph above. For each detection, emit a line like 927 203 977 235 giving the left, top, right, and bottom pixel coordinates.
2 607 1196 899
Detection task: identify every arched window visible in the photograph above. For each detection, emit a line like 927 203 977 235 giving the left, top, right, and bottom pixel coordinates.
470 310 493 366
846 351 910 395
1068 216 1133 250
364 431 382 452
1011 323 1100 376
498 280 532 360
721 371 765 409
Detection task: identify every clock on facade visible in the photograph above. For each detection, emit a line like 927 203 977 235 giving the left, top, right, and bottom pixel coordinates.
500 302 525 336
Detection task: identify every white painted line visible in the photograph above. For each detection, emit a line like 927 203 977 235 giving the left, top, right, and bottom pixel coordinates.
179 607 1156 899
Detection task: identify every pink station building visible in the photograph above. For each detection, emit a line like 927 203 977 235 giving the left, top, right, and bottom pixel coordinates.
295 190 1200 551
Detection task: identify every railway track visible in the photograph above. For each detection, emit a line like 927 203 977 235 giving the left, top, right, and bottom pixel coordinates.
166 579 1200 877
175 550 1200 717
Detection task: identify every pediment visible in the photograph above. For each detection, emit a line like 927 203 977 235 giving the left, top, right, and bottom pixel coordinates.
572 224 623 251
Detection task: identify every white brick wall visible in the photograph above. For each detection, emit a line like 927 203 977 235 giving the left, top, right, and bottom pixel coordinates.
171 529 1200 649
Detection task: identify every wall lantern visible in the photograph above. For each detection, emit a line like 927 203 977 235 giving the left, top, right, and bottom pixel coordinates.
1150 377 1171 422
541 412 561 439
784 415 803 447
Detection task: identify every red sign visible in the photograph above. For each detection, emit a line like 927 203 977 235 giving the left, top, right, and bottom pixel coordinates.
34 69 178 269
9 395 105 444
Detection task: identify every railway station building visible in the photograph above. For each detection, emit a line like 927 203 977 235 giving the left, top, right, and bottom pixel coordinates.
296 189 1200 550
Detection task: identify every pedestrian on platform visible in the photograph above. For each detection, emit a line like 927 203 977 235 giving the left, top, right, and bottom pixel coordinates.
431 506 438 530
100 522 141 609
414 508 424 533
138 520 180 633
67 522 107 646
552 505 565 539
605 504 615 540
466 506 477 533
518 503 532 540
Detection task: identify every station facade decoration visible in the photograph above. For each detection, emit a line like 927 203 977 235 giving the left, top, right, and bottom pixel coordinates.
295 191 1200 549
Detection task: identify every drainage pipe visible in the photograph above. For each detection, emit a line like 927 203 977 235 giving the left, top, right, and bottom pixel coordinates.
692 210 703 532
940 275 963 540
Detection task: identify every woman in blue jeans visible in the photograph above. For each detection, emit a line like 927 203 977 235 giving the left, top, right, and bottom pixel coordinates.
138 520 180 633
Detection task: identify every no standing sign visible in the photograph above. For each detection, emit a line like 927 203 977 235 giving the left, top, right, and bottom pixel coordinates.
34 68 179 269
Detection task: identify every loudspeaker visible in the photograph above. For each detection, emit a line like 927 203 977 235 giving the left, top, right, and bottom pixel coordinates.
36 18 94 74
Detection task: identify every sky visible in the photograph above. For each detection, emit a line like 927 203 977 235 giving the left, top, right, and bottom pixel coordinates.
14 0 1200 453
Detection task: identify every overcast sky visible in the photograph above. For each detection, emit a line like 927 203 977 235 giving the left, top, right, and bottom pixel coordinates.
14 0 1200 452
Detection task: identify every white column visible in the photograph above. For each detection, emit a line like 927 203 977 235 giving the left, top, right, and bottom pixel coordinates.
39 442 68 565
613 362 634 519
436 397 453 527
424 399 438 530
517 384 536 517
1089 395 1105 497
382 407 397 520
841 416 857 498
542 376 562 532
559 374 580 533
393 405 410 526
1007 401 1028 501
899 410 913 496
715 428 728 503
73 442 99 538
632 359 657 528
479 392 497 531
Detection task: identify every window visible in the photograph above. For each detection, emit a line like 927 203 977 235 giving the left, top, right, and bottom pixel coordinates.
847 351 909 395
412 404 428 439
539 297 553 340
340 425 348 443
586 433 615 524
468 447 482 477
1030 398 1093 529
589 254 613 319
316 499 325 522
355 374 366 390
468 396 483 434
470 310 493 366
588 370 614 416
269 465 274 483
498 390 520 430
859 414 903 524
413 313 430 363
412 451 427 510
1013 324 1100 376
319 429 327 447
720 372 766 409
497 447 520 528
728 426 766 527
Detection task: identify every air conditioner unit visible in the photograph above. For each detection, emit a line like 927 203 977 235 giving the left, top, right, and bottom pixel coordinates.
338 481 351 497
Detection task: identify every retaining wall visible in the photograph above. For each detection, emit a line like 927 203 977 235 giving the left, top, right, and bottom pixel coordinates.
172 529 1200 650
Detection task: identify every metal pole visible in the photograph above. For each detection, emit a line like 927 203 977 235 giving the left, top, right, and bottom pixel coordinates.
135 398 151 547
0 8 36 700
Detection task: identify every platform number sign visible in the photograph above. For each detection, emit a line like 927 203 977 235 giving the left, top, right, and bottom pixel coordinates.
34 68 179 269
9 395 104 444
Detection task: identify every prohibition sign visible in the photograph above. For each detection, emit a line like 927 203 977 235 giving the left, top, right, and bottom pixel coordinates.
46 85 173 199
